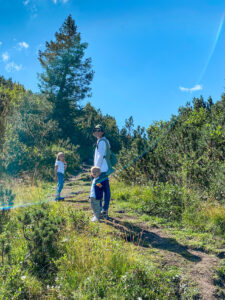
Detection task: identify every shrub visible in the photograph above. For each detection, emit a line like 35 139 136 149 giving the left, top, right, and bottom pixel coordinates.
112 181 185 221
68 209 89 232
203 203 225 235
18 203 65 281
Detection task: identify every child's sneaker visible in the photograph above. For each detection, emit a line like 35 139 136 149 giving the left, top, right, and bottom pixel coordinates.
91 216 99 222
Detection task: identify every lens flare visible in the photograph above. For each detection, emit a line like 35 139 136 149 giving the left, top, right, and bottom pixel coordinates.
0 198 53 211
198 12 225 83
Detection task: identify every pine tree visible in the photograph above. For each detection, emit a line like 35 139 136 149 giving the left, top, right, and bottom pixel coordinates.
38 15 94 142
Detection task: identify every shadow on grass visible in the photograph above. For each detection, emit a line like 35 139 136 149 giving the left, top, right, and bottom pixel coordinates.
105 216 201 262
63 199 88 203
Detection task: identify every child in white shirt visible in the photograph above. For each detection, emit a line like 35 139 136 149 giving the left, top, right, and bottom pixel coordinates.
54 152 67 200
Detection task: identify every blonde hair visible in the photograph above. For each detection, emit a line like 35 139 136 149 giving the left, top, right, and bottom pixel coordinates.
56 152 64 161
91 166 101 175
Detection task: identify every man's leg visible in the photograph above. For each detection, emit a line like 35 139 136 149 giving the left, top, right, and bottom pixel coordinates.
102 178 111 213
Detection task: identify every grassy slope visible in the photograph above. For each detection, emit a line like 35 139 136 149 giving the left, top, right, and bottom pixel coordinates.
1 173 225 299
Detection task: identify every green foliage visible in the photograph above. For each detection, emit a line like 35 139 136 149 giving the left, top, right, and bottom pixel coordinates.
0 265 30 300
112 179 225 240
214 259 225 298
55 235 178 299
0 180 206 299
18 204 64 281
112 181 185 221
0 184 15 210
0 198 15 268
0 184 15 231
76 102 121 161
1 90 80 179
38 15 94 144
68 209 90 232
118 95 225 203
0 77 24 151
116 122 148 184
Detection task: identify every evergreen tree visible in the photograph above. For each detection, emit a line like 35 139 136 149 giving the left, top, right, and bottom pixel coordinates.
38 15 94 143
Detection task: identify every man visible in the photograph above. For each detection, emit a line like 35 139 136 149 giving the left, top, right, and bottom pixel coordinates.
92 124 111 218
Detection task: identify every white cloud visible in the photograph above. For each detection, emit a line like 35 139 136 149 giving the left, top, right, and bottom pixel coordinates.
5 62 22 72
23 0 38 18
2 52 10 62
18 41 29 49
179 84 203 93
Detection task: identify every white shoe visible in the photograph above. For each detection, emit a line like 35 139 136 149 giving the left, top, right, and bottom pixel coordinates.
91 216 99 222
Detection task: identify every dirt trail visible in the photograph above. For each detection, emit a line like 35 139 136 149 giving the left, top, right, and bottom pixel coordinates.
60 172 223 300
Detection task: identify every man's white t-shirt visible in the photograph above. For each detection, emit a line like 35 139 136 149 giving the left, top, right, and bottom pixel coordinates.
94 139 109 173
55 161 65 174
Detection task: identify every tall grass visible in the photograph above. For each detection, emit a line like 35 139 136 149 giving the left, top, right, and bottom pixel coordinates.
111 180 225 237
55 229 179 299
6 179 52 208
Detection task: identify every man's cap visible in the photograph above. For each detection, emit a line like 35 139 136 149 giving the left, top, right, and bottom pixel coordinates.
94 124 104 131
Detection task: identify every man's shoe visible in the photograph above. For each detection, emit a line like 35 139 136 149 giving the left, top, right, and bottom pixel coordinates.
101 210 108 219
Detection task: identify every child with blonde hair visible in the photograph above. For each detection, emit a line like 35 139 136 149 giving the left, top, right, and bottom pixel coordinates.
54 152 67 201
89 166 103 222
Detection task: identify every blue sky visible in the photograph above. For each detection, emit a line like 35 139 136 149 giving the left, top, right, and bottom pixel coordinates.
0 0 225 128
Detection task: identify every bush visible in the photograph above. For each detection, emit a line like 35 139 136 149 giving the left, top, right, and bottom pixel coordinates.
18 203 65 281
112 181 185 221
203 203 225 235
68 209 90 232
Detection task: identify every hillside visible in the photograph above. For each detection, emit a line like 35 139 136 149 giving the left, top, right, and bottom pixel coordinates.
1 169 225 299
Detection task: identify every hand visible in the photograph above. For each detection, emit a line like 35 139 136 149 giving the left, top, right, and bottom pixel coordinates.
96 183 102 188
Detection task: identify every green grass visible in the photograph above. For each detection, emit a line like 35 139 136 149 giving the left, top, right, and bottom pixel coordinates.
0 179 202 299
111 180 225 253
8 179 52 207
1 176 224 299
0 201 183 299
213 259 225 298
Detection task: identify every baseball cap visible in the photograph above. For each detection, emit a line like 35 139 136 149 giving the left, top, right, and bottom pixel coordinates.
93 124 104 132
